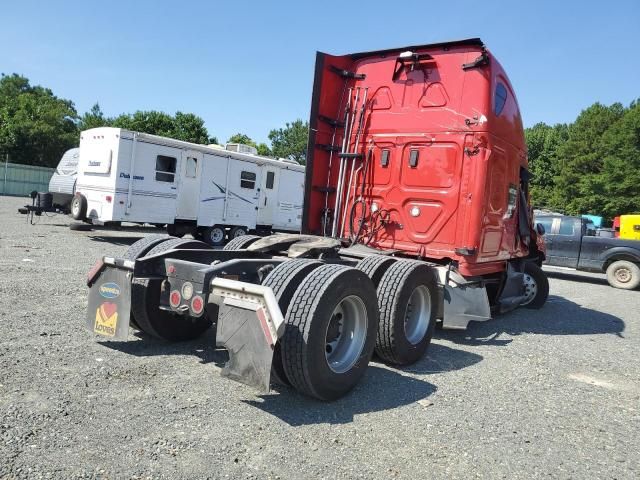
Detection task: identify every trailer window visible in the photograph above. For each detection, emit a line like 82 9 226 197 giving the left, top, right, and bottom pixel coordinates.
185 156 197 178
266 171 275 189
155 155 177 182
240 171 256 189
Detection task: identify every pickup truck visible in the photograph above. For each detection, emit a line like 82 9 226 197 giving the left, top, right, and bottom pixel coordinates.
536 214 640 290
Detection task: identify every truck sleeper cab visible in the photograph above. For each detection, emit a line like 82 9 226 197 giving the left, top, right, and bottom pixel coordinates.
86 39 549 401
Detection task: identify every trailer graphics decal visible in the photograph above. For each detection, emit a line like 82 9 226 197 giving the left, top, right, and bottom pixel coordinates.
201 181 256 204
99 282 121 299
94 302 118 337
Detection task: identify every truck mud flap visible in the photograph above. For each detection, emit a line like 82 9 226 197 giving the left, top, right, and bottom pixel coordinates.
209 278 285 393
86 267 132 340
434 267 491 330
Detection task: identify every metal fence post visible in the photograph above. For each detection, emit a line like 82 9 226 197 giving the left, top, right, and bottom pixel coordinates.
2 154 8 195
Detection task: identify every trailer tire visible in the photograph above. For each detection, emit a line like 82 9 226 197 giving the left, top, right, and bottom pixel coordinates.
356 255 396 287
262 259 323 386
229 226 248 240
131 238 213 341
281 265 378 400
70 194 87 220
203 225 226 247
522 262 549 308
606 260 640 290
376 260 437 365
223 234 261 251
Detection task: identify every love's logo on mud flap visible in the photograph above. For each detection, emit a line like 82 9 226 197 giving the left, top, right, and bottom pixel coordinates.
99 282 121 299
94 302 118 337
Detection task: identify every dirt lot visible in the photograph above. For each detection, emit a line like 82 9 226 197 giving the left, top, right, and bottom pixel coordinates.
1 195 639 479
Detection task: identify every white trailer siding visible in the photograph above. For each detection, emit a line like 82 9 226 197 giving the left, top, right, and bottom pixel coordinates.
74 127 305 234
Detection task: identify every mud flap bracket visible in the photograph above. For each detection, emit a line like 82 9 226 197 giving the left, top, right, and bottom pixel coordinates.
209 278 285 393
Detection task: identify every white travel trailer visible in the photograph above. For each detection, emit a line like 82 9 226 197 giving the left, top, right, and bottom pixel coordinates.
49 147 79 210
72 127 305 245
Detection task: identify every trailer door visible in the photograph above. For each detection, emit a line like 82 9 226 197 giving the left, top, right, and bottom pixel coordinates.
176 150 202 219
257 168 278 226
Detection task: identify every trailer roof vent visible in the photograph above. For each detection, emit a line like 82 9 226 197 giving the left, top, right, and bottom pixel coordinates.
226 143 258 155
207 144 226 150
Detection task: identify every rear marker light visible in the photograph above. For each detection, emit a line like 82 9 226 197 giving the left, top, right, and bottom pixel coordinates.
191 295 204 315
169 290 181 308
105 195 112 203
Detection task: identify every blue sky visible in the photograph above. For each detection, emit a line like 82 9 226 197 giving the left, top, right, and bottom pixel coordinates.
2 0 638 144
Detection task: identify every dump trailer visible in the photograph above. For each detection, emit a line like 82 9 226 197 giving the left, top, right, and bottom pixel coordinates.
86 38 548 401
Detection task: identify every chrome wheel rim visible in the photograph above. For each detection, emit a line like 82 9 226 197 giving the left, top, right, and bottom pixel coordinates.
210 228 224 243
521 273 538 305
71 199 79 216
615 267 631 283
325 295 368 374
404 285 431 344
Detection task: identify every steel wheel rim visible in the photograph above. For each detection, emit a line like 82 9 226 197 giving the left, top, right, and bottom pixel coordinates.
615 267 631 283
324 295 367 374
71 199 79 215
210 228 224 243
404 285 431 345
521 273 538 305
232 228 246 239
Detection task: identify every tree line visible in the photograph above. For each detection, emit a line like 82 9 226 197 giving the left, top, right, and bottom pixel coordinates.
2 73 638 218
526 100 640 219
0 73 309 167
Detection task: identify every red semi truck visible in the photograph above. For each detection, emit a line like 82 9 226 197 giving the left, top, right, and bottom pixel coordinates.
86 38 548 400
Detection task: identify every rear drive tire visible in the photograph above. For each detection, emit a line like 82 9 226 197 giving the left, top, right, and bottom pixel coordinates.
606 260 640 290
522 261 550 308
203 225 226 247
223 234 261 251
376 260 438 365
131 238 213 341
262 259 323 386
281 264 378 400
70 194 87 220
356 255 396 287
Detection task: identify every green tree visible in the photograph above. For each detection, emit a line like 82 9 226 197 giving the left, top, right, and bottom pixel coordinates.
268 119 308 164
525 122 568 209
553 102 625 214
597 101 640 217
111 110 211 144
172 111 210 144
0 73 79 167
227 133 256 146
78 102 111 130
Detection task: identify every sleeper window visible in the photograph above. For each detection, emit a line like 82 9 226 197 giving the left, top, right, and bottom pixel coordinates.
185 157 197 178
155 155 177 182
240 171 256 189
266 171 275 189
494 83 508 116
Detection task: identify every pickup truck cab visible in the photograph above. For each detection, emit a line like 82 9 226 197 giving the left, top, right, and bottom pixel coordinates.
536 214 640 290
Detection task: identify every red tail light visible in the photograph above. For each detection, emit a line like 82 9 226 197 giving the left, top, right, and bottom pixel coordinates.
191 295 204 315
169 290 181 308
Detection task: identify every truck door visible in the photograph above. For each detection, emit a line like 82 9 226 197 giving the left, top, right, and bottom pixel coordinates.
551 217 581 268
257 169 278 227
176 150 202 220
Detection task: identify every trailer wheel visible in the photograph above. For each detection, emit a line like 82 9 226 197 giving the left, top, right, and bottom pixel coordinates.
203 225 226 247
262 259 323 386
355 255 396 287
70 194 87 220
229 226 248 240
606 260 640 290
122 234 172 330
131 238 213 341
521 262 550 308
223 234 261 251
376 260 437 365
281 265 377 400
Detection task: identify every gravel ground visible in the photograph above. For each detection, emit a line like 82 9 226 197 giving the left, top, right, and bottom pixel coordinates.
1 195 639 479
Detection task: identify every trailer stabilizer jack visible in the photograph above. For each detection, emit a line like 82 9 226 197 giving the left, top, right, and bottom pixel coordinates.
209 278 285 393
